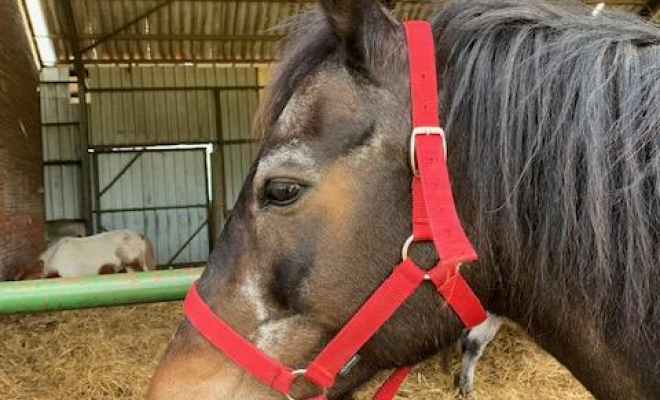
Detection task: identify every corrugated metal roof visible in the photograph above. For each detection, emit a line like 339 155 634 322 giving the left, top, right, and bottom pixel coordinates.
32 0 655 65
40 0 312 64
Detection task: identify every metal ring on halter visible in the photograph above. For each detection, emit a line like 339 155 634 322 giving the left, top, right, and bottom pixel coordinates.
402 236 458 281
409 126 447 177
401 234 415 260
286 369 328 400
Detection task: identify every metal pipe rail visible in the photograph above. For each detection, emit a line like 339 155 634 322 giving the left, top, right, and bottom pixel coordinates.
0 267 204 314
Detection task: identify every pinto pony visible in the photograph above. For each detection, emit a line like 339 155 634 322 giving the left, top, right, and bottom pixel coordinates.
148 1 660 399
19 229 155 279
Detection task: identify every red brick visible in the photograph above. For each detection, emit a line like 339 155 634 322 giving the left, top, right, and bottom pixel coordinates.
0 1 44 280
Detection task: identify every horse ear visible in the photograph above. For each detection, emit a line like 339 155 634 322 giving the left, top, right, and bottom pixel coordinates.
318 0 382 71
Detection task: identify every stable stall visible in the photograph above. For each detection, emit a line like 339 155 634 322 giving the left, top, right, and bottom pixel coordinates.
2 1 660 400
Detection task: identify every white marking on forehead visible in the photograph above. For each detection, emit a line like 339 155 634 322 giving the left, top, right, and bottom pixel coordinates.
257 144 317 175
277 68 334 134
278 90 310 132
240 275 268 322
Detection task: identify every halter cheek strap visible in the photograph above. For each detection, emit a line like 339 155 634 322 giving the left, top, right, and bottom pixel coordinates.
404 21 485 328
183 21 487 400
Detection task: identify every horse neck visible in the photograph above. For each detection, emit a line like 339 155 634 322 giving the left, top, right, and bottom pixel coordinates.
438 72 660 398
458 238 659 400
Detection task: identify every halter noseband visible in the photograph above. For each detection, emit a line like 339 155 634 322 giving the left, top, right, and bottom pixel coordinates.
182 21 488 400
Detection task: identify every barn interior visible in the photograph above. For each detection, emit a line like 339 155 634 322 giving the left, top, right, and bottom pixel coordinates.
3 0 660 274
1 0 659 399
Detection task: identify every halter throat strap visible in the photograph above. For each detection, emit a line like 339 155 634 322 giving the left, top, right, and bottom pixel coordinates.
182 21 487 400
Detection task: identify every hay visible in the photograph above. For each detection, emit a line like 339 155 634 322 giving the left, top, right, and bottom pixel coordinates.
355 325 594 400
0 303 180 400
0 303 594 400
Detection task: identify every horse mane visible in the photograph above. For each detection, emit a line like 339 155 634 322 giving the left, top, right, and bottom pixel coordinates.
434 0 660 344
259 0 660 355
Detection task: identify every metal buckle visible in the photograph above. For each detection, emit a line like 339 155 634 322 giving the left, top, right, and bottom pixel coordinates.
286 369 328 400
409 126 447 176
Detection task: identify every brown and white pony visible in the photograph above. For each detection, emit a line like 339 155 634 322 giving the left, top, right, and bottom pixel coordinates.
148 0 660 399
19 229 155 279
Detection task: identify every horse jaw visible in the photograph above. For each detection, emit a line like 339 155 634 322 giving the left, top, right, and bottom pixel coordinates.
146 316 332 400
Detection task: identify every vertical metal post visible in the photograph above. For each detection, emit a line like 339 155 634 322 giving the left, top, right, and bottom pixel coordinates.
215 89 228 218
210 89 228 246
92 151 102 231
77 72 92 234
61 0 93 234
202 145 212 253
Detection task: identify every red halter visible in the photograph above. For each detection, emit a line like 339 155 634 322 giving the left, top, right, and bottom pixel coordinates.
183 21 487 400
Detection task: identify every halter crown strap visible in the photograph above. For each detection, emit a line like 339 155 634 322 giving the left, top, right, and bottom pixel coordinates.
405 21 478 266
405 21 440 128
405 21 485 328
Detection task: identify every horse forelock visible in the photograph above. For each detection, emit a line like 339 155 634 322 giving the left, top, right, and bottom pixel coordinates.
254 11 338 142
255 6 404 142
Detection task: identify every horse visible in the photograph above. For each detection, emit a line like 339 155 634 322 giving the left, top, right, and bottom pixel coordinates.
17 229 155 279
147 0 660 399
460 313 502 395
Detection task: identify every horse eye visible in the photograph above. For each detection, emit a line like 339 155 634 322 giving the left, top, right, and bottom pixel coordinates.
263 180 303 206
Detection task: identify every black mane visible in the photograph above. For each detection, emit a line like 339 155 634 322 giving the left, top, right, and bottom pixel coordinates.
434 0 660 352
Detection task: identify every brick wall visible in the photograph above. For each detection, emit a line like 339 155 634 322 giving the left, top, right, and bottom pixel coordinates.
0 1 44 280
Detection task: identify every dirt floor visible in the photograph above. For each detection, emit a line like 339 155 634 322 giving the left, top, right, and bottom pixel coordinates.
0 302 594 400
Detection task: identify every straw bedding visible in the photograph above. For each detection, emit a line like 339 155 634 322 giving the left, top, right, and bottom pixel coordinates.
0 302 593 400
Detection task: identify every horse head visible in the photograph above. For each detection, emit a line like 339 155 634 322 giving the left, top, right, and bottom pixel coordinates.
147 1 476 399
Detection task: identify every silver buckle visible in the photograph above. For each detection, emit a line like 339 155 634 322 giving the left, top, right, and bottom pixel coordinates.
409 126 446 177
